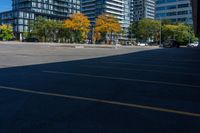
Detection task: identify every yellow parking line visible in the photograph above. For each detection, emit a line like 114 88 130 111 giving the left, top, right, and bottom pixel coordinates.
0 85 200 117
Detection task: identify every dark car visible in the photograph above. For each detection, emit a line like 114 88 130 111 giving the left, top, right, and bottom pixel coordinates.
23 37 39 42
8 37 16 41
162 39 180 48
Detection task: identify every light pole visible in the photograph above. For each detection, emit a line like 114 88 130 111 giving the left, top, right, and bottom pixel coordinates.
159 15 162 47
188 24 191 45
130 24 133 45
91 24 94 44
160 19 162 47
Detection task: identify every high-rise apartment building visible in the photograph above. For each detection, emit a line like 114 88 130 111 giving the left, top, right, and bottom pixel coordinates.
155 0 193 24
130 0 155 22
81 0 130 31
12 0 80 18
0 10 35 37
0 0 80 40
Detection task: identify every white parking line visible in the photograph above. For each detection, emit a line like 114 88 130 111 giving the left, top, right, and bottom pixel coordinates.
113 58 200 63
81 65 200 76
43 70 200 88
103 61 192 69
0 85 200 117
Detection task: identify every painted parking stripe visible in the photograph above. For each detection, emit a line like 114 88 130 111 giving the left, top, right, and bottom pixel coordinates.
81 65 200 76
113 58 200 63
0 85 200 117
43 70 200 88
103 61 193 69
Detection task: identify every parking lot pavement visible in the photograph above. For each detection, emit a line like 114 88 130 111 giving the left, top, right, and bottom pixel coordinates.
0 43 157 68
0 44 200 133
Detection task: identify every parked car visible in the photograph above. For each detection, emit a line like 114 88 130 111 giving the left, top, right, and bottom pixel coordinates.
187 42 199 48
162 39 180 48
137 42 148 46
8 37 16 41
23 37 39 42
148 42 157 46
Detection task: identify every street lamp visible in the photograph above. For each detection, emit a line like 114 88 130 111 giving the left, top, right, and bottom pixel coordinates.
158 15 162 47
160 19 162 47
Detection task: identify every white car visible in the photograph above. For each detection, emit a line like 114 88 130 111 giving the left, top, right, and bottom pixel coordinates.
137 42 147 46
187 42 199 48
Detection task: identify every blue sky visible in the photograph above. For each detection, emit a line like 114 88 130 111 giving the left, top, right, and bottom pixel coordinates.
0 0 12 12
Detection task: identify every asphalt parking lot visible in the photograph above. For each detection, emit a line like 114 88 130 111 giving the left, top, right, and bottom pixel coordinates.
0 43 200 133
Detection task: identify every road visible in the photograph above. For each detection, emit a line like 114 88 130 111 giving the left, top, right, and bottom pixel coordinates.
0 44 200 133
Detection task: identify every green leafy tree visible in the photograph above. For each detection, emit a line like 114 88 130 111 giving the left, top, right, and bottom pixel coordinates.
29 17 47 41
0 25 14 41
129 19 197 45
129 19 160 43
30 17 47 41
137 18 161 43
162 23 197 45
57 21 71 43
128 21 139 41
29 17 71 42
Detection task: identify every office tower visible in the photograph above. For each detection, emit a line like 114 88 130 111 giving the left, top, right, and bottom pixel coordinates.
155 0 193 24
130 0 155 22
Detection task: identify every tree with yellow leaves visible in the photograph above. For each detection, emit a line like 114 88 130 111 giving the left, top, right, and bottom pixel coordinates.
64 13 90 43
95 14 121 44
0 24 14 41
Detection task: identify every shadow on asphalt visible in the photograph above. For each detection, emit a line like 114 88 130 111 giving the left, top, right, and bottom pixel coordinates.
0 48 200 133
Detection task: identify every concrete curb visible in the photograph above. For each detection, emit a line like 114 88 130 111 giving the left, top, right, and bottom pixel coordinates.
0 41 159 49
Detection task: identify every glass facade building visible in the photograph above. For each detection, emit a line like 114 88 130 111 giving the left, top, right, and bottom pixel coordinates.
130 0 155 22
155 0 193 24
0 0 80 40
